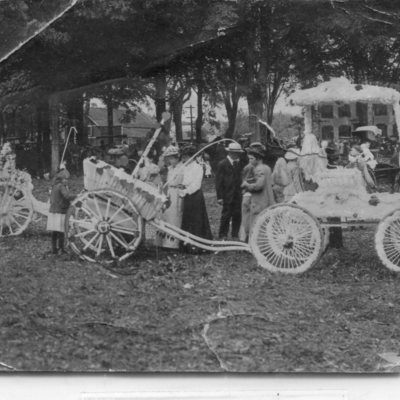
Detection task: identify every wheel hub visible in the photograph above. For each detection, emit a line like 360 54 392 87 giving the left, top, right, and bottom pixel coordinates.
277 233 294 249
97 220 111 234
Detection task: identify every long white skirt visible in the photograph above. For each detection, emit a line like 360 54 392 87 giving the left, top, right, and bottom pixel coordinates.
46 212 66 232
156 187 183 249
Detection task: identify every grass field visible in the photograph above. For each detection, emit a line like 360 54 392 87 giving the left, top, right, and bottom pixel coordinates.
0 174 400 372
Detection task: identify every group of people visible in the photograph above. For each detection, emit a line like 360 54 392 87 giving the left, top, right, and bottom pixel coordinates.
47 130 383 256
45 139 306 256
215 142 278 243
149 145 213 253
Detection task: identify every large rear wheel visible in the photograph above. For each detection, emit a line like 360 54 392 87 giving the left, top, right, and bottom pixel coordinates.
376 209 400 272
66 189 143 262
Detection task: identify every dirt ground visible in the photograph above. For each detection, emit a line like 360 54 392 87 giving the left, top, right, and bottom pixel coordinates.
0 174 400 372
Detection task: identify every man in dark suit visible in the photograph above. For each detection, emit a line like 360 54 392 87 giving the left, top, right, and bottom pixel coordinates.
216 142 244 240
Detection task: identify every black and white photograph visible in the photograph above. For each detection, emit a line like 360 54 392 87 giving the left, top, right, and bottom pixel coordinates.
1 0 400 374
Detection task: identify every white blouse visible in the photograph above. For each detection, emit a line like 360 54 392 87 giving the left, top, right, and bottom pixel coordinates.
180 161 203 197
167 162 184 187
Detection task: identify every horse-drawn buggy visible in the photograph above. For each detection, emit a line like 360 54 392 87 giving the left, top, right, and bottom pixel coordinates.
0 143 49 237
346 126 400 193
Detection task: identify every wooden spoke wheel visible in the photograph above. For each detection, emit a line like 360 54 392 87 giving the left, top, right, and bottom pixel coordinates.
376 209 400 272
66 189 143 262
249 203 324 274
0 182 33 237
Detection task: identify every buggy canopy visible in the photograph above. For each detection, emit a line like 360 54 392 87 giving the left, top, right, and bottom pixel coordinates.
289 77 400 135
352 126 382 143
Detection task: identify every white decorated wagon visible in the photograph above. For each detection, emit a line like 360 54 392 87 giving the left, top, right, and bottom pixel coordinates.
65 107 400 274
0 143 49 237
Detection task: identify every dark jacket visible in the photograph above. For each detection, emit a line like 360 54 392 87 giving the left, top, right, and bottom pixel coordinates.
49 181 76 214
216 157 243 204
215 144 228 164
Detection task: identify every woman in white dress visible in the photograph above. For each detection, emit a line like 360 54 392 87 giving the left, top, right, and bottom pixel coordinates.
156 145 184 249
361 141 378 169
179 145 213 253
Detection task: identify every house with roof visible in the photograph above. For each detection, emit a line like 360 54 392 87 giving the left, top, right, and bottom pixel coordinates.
85 106 157 147
290 77 400 142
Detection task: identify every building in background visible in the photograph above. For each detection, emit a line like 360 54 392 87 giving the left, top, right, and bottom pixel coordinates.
85 106 157 147
317 102 398 142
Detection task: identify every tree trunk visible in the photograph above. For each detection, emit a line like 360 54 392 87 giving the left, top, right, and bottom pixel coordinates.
9 110 16 138
66 93 86 145
224 96 239 139
74 94 85 145
195 78 203 143
172 100 183 142
106 99 114 141
155 72 167 122
36 104 43 155
0 112 4 145
247 88 264 142
42 100 51 170
50 93 61 175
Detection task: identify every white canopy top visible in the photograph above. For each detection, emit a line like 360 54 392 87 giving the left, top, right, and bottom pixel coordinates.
290 77 400 106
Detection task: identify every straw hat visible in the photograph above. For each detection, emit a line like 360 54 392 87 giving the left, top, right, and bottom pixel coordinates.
163 145 179 157
284 147 300 161
227 143 244 152
246 147 265 158
249 142 265 150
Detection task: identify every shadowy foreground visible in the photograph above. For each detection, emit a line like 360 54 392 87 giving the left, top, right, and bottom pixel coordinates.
0 176 399 372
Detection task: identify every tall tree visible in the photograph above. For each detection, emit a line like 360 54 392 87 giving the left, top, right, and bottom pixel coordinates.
167 76 192 142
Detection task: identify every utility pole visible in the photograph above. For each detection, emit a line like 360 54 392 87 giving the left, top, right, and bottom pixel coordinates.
185 105 195 141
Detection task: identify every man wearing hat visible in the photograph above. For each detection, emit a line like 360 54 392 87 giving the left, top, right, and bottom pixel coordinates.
215 142 244 240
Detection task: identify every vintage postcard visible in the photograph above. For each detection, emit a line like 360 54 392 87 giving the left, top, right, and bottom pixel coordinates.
0 0 400 373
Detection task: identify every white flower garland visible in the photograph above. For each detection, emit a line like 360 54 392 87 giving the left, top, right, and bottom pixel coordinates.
0 143 33 190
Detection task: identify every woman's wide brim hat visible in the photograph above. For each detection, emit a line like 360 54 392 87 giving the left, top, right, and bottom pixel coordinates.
163 145 180 157
284 147 300 160
55 168 70 180
245 147 265 158
249 142 265 150
181 144 198 157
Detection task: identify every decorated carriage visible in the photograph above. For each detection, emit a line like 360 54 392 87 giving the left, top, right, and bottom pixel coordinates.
0 143 49 237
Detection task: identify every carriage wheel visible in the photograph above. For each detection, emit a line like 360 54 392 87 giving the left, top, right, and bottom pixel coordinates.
0 182 33 237
249 203 324 274
66 189 143 263
376 208 400 272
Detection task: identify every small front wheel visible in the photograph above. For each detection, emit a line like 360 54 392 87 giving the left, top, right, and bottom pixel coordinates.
376 208 400 272
249 203 324 274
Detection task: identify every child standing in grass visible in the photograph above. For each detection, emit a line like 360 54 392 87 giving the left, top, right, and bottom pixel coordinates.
46 166 76 254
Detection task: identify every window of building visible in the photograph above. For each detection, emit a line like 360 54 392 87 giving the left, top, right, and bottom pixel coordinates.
320 105 333 119
321 125 334 140
338 104 351 118
377 123 388 137
373 104 388 116
393 124 399 138
339 125 352 138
